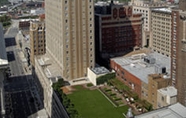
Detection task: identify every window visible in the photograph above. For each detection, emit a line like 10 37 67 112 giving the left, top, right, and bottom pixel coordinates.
161 96 164 101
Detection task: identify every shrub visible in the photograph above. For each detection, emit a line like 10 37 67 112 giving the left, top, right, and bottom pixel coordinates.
105 89 111 92
87 83 93 87
137 99 153 111
97 73 116 85
114 98 122 101
110 93 116 96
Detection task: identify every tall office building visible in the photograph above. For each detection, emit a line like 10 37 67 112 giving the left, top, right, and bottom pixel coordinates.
132 0 167 47
170 2 186 106
173 11 186 106
45 0 95 80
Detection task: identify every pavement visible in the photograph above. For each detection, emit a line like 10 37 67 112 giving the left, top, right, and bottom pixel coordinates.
4 20 43 118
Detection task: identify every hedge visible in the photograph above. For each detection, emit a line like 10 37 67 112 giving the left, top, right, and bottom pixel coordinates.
97 73 116 85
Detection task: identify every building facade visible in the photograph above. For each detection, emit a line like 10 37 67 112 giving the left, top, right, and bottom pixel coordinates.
174 11 186 106
157 86 177 108
170 1 186 106
95 2 142 60
19 20 30 30
171 10 179 86
147 74 171 109
132 0 167 47
45 0 95 80
33 53 69 118
30 20 46 66
151 8 172 57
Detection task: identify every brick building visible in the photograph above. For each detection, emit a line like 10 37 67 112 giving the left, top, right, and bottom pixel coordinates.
19 19 30 30
110 49 171 108
172 11 186 106
171 10 180 87
95 2 142 66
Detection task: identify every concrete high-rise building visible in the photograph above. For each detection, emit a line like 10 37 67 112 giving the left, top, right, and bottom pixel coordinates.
151 8 172 57
30 20 46 66
45 0 95 80
132 0 167 47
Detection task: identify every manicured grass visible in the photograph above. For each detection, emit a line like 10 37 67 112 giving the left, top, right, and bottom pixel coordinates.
68 86 129 118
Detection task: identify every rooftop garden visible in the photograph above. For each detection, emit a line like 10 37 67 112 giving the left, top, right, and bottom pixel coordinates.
97 73 153 113
68 85 129 118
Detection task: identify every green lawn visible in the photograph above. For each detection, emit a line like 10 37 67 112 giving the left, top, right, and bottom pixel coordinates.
68 86 129 118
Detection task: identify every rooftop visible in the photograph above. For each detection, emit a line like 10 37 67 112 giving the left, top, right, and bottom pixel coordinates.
28 109 48 118
158 86 177 97
20 19 39 22
152 8 172 13
91 67 110 75
111 50 170 84
36 52 63 83
95 1 110 6
135 103 186 118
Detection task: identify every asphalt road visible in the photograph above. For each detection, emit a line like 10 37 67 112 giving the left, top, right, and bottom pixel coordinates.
4 21 40 118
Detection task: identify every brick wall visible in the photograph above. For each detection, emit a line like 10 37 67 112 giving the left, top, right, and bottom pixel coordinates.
111 60 142 97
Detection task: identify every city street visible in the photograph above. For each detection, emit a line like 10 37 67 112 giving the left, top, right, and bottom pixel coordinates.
4 20 41 118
